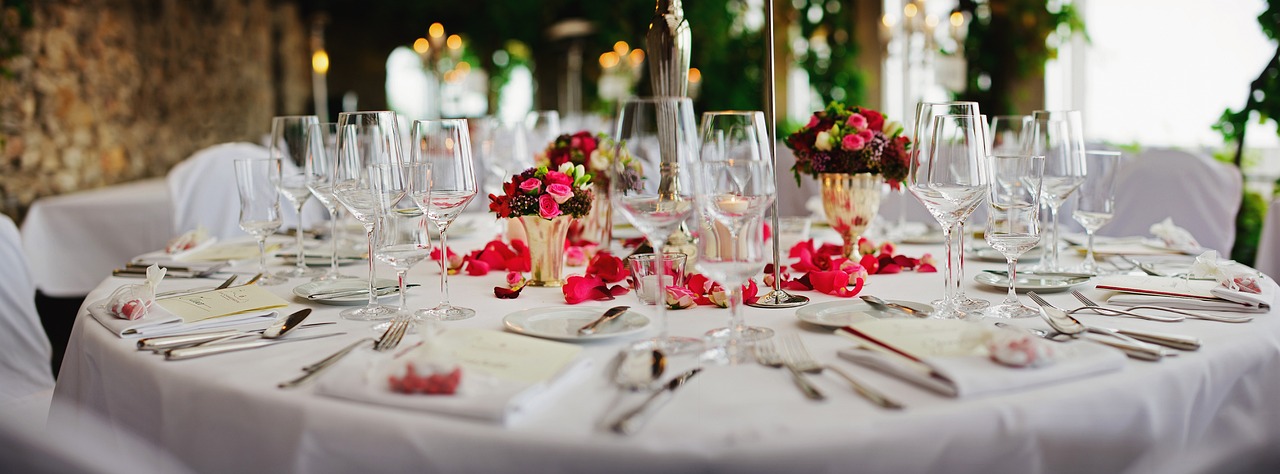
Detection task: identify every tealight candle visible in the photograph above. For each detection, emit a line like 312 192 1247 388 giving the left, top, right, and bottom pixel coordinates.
719 195 749 214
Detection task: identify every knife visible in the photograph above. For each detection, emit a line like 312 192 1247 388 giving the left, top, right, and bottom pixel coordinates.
307 284 420 300
982 269 1095 279
1105 326 1201 351
578 306 630 335
137 322 338 352
165 332 346 361
610 368 701 435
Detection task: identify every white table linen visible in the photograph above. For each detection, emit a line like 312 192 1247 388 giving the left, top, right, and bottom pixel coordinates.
51 231 1280 473
0 214 55 406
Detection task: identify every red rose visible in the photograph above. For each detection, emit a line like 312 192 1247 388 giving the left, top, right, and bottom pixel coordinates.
861 109 885 132
544 171 572 187
586 252 627 283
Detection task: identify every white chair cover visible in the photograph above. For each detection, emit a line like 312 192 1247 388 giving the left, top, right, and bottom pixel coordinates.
0 214 55 408
1255 196 1280 279
1099 148 1242 254
168 142 322 240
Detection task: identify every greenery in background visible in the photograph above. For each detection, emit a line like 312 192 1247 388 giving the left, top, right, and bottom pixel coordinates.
792 0 864 121
0 0 33 78
1213 1 1279 265
954 0 1085 114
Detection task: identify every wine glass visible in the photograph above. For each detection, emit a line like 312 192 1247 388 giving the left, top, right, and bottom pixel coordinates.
984 154 1045 318
234 157 287 286
409 119 477 321
371 163 429 322
912 102 989 312
908 114 991 318
611 97 701 353
695 111 776 353
333 111 403 321
270 115 324 279
989 115 1032 154
1029 110 1087 273
524 110 561 153
1072 150 1121 274
305 122 355 281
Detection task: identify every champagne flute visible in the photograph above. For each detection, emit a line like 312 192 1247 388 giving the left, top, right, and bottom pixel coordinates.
611 97 701 353
912 102 989 312
234 157 287 286
1072 150 1121 274
371 163 429 322
409 119 477 321
908 114 991 318
270 115 324 278
984 154 1045 318
696 111 776 351
333 111 403 321
1029 110 1087 273
305 122 355 281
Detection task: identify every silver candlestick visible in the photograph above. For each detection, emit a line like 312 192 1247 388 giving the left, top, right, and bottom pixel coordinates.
748 0 808 309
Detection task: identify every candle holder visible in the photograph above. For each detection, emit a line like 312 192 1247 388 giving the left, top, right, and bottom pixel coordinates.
627 253 688 305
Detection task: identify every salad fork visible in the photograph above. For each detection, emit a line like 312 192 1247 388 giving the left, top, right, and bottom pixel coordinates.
779 333 903 409
1071 289 1251 324
754 341 824 401
278 314 411 389
1067 290 1183 322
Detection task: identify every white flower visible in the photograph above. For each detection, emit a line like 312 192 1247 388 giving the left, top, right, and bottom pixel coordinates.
588 150 608 171
558 162 574 174
815 131 834 151
884 120 904 136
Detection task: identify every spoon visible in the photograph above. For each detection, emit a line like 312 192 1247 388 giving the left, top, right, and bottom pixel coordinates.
186 308 314 348
860 296 928 318
1028 292 1164 361
578 306 630 335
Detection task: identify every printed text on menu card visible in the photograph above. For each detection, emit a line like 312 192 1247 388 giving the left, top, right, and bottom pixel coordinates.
157 285 290 323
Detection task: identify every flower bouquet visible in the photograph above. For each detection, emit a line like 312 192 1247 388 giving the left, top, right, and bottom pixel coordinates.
786 103 912 257
488 163 593 286
537 131 615 245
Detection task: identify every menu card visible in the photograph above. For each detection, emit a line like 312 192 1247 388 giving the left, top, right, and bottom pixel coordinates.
445 329 582 383
157 285 289 323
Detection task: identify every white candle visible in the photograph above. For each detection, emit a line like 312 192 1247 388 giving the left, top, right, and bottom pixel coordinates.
719 195 749 213
640 275 675 304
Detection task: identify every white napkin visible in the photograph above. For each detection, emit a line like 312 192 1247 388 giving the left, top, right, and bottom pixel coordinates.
1150 217 1203 254
837 340 1125 398
316 352 592 426
1098 274 1276 314
87 299 278 338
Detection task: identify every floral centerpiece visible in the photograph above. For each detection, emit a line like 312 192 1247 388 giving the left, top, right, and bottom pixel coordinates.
489 163 593 286
786 103 912 258
536 131 615 245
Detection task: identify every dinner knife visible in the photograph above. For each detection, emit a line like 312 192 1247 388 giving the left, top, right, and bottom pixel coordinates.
137 322 338 352
578 306 630 335
165 332 346 361
609 368 701 435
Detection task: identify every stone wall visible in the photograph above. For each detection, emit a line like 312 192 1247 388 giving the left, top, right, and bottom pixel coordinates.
0 0 310 220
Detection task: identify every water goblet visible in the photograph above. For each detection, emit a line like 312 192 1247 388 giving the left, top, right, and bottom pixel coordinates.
1072 150 1121 274
984 154 1046 318
271 115 324 279
234 157 288 286
989 115 1032 154
333 111 403 321
409 119 478 321
305 122 356 281
1028 110 1087 273
371 163 429 324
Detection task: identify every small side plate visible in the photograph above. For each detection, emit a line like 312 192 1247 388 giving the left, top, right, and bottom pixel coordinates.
504 307 650 341
973 272 1090 293
795 300 934 328
293 278 398 305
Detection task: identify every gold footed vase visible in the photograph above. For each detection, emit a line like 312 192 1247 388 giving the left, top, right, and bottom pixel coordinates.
518 215 573 287
819 172 883 258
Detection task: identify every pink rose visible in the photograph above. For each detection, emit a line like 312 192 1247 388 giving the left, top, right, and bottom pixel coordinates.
519 178 542 194
665 286 697 309
544 171 572 187
565 246 587 266
806 114 821 128
841 134 865 151
846 113 868 130
506 271 524 287
546 183 574 204
538 194 562 219
878 241 896 256
857 130 875 144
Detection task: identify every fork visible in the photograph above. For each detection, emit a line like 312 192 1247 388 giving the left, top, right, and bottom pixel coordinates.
278 315 411 389
1067 290 1183 322
754 340 824 401
779 333 903 409
1071 289 1251 324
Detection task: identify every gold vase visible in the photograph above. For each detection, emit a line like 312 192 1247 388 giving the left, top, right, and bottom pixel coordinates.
518 215 573 287
579 183 611 245
819 173 883 258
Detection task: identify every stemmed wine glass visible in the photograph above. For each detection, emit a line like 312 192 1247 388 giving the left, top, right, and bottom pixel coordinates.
333 111 403 321
371 163 430 322
270 115 324 279
525 110 561 152
305 122 355 281
611 97 701 353
912 102 989 312
410 119 478 321
1029 110 1086 273
908 114 991 318
1072 150 1121 274
984 154 1045 318
234 157 286 286
695 111 776 353
989 115 1032 154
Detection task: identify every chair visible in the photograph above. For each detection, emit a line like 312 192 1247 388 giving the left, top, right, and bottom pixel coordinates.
0 214 55 424
167 142 322 241
1098 148 1242 255
1255 196 1280 279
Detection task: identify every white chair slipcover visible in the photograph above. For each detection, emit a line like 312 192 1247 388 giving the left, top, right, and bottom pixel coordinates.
0 214 55 424
1255 196 1280 279
1099 148 1242 255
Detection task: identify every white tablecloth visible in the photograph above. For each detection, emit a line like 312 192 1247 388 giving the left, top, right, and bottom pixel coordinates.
20 178 173 297
50 230 1280 473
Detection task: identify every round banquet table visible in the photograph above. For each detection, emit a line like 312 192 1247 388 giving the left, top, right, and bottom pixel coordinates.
50 227 1280 474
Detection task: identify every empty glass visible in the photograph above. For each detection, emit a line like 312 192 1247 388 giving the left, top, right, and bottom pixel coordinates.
1072 150 1121 274
984 154 1045 318
305 122 355 281
627 253 688 305
989 115 1032 154
410 119 478 321
234 157 286 286
270 115 324 279
371 163 429 321
333 111 403 321
1029 110 1087 273
524 110 561 152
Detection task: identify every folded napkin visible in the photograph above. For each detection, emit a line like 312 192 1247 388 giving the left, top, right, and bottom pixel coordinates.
1150 218 1202 254
835 320 1126 398
316 329 592 425
87 300 278 338
1097 274 1276 314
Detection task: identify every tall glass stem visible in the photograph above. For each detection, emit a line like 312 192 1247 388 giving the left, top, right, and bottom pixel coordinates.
364 226 378 307
725 283 744 360
396 269 409 311
257 238 269 279
1004 256 1020 305
652 239 669 341
940 224 958 309
293 203 308 275
328 209 340 273
1083 230 1097 273
1046 205 1062 271
437 229 451 307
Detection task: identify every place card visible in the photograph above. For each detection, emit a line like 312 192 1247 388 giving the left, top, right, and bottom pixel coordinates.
443 329 582 384
156 285 289 323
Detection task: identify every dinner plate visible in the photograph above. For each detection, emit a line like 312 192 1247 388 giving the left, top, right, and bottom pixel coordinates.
503 306 650 341
966 247 1041 263
293 278 398 305
973 272 1089 293
795 300 934 328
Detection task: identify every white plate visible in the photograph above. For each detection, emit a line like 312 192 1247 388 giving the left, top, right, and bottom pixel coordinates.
293 278 398 305
795 300 934 328
967 247 1041 263
900 229 945 245
503 306 650 341
973 272 1089 293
